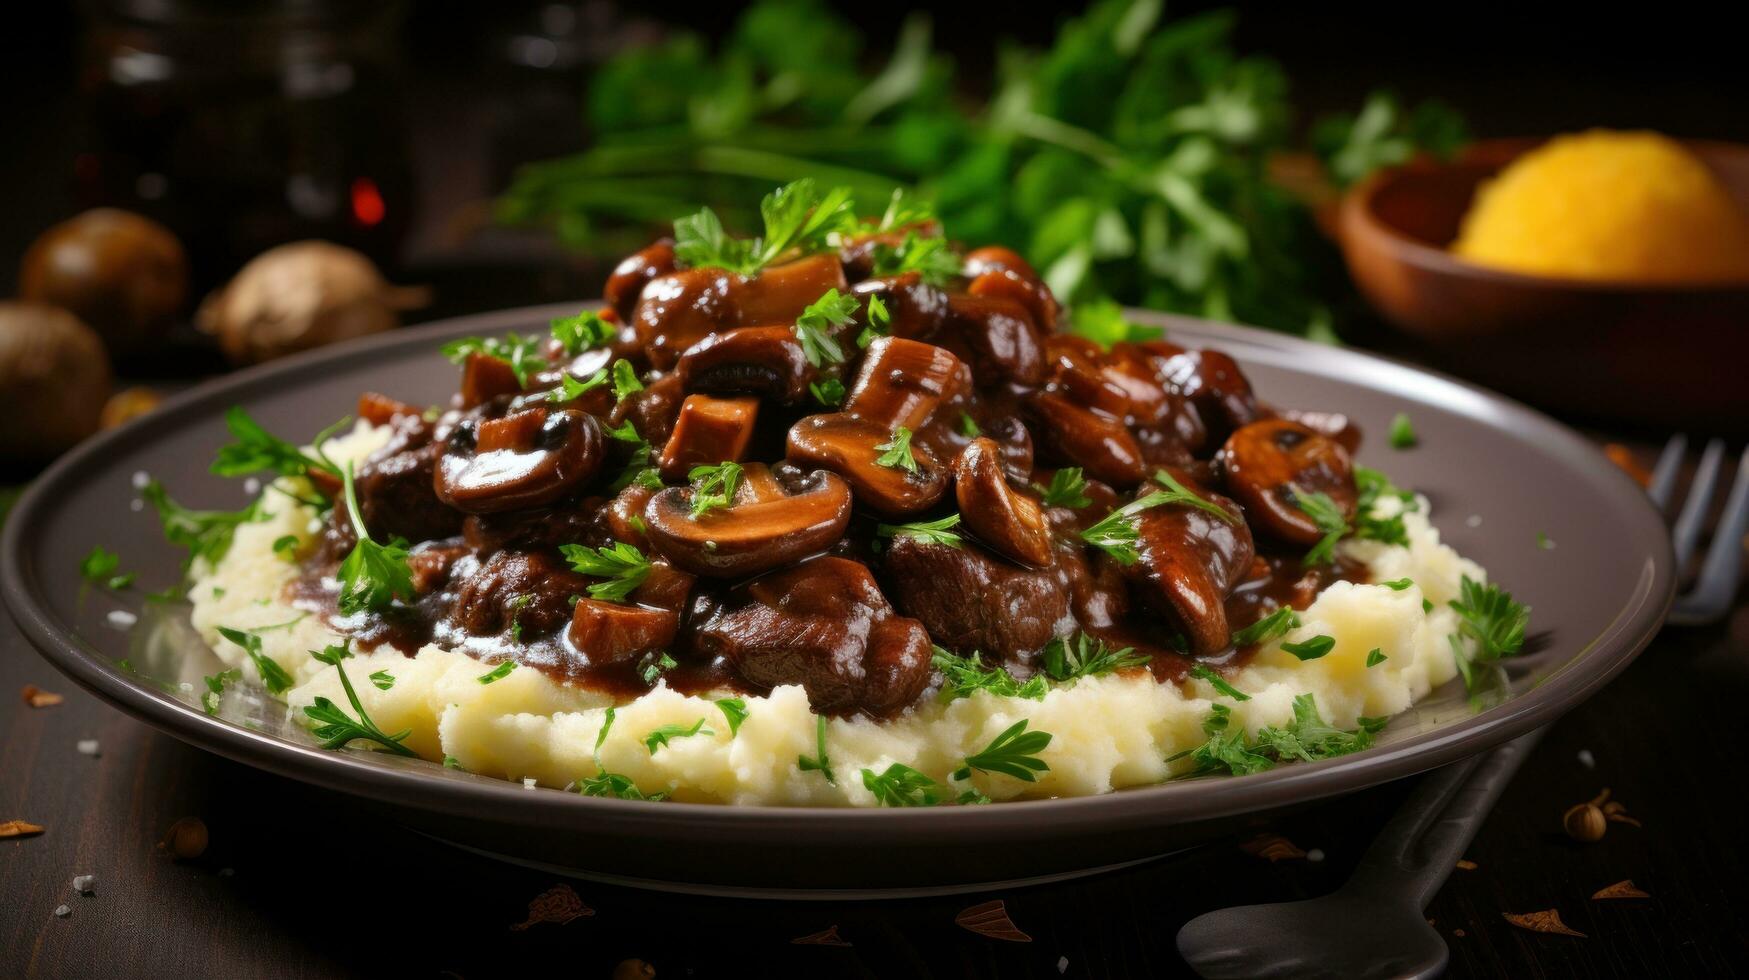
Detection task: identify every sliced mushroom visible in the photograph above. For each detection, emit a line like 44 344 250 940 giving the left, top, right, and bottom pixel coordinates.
675 325 814 404
604 238 676 322
643 464 852 578
786 413 948 517
961 245 1041 282
631 267 741 370
967 268 1058 332
736 253 847 324
434 406 604 513
358 391 421 427
1119 472 1256 656
955 438 1052 567
941 293 1046 386
347 413 464 543
612 371 686 449
1217 419 1358 546
656 395 760 481
459 351 524 409
687 555 933 717
1276 407 1363 454
842 335 963 430
1160 348 1260 443
1045 335 1132 419
849 272 951 340
568 599 679 667
880 535 1072 663
1028 391 1146 488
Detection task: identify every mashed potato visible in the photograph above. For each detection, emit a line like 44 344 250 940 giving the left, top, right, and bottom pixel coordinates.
188 423 1481 806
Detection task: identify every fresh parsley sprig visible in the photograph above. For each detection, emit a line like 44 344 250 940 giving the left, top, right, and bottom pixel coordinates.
336 461 415 616
1035 468 1091 509
871 231 961 287
1172 695 1383 777
644 718 714 754
217 626 294 695
673 179 857 276
1448 575 1530 708
550 310 615 354
1040 633 1149 682
211 407 346 489
876 513 963 548
932 646 1047 703
611 359 644 401
560 541 652 603
687 461 744 518
1189 664 1249 701
440 332 547 388
303 640 416 756
715 697 749 736
201 668 241 715
575 706 668 801
792 288 858 367
549 368 608 404
856 293 892 348
1081 470 1236 564
798 713 835 784
862 763 941 807
1280 635 1335 661
1230 607 1300 647
141 480 262 569
1293 490 1349 566
873 426 919 472
953 720 1052 783
79 546 135 590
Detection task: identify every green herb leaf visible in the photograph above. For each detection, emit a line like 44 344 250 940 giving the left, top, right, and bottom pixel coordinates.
862 763 940 807
871 231 960 287
211 407 344 487
1254 694 1384 762
1081 470 1236 564
142 480 260 569
336 462 415 615
932 646 1047 703
271 535 300 561
639 651 677 685
1036 468 1092 509
715 697 749 736
550 310 615 354
1448 575 1530 708
873 426 919 473
809 378 846 407
644 718 713 754
1352 467 1416 548
1381 577 1414 591
1365 648 1387 668
954 720 1052 783
611 359 644 401
560 541 652 602
876 513 962 548
857 293 892 349
1189 663 1249 701
1293 490 1349 567
79 546 136 590
477 661 517 685
440 333 546 388
201 668 241 715
1280 635 1336 661
958 412 981 438
549 368 608 404
1041 633 1149 682
792 287 857 367
798 713 835 784
217 626 294 695
1171 704 1277 777
1388 412 1417 449
1231 607 1300 647
303 640 415 756
369 670 397 691
687 461 744 518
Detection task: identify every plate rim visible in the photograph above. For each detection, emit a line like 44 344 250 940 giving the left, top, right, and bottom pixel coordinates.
1 303 1675 842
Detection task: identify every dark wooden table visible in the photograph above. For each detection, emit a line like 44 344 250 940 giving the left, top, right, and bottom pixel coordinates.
4 446 1747 979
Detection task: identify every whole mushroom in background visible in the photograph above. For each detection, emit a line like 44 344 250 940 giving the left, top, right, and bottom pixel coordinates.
19 209 189 357
0 303 113 460
197 241 429 365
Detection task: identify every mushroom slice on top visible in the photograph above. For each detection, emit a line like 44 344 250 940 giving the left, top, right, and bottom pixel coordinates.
604 238 675 323
675 325 814 404
656 395 760 481
459 351 524 409
1028 391 1147 488
434 406 604 513
940 292 1047 386
1217 418 1358 546
643 464 853 578
967 268 1058 332
842 335 963 431
735 253 848 324
955 437 1053 568
1160 348 1260 443
632 267 741 371
1119 471 1256 657
786 413 949 518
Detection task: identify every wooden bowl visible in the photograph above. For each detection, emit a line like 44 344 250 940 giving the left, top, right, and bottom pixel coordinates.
1339 138 1749 431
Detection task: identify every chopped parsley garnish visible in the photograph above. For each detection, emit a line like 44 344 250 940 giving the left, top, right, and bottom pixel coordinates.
871 230 961 287
142 480 261 569
272 535 300 561
644 718 713 754
1035 467 1091 509
1041 633 1149 682
958 412 981 438
603 418 642 443
1381 577 1414 591
1189 664 1249 701
875 187 935 232
560 541 652 602
857 293 892 349
792 288 857 367
217 626 293 695
575 706 667 801
876 513 962 548
862 763 941 807
1280 635 1336 661
302 640 414 756
1293 490 1349 566
1365 648 1387 668
79 546 135 590
336 462 415 616
440 333 546 388
639 651 677 685
1423 598 1434 613
1389 412 1418 449
443 755 462 770
549 310 615 354
1353 466 1416 548
1536 532 1555 550
715 697 749 736
607 439 663 492
1173 695 1384 777
611 359 644 401
549 368 608 404
1081 470 1237 564
798 713 835 784
932 646 1046 703
809 378 846 407
1448 575 1530 709
210 407 345 489
954 720 1051 783
1230 607 1300 647
201 669 240 715
687 461 744 518
674 179 856 277
369 670 396 691
873 426 919 472
477 661 517 685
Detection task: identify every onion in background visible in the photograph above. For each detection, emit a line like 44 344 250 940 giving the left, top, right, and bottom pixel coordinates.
18 209 188 357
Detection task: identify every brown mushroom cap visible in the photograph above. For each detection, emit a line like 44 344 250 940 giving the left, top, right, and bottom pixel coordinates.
632 268 741 370
643 464 853 578
687 555 933 717
967 268 1058 331
1120 472 1256 656
604 238 676 322
1217 419 1358 546
676 325 814 404
941 293 1047 386
1161 348 1260 442
19 208 186 354
0 302 112 460
1028 391 1146 488
735 253 847 324
434 406 604 513
656 394 760 481
842 335 963 431
849 273 952 340
786 413 949 518
955 438 1053 567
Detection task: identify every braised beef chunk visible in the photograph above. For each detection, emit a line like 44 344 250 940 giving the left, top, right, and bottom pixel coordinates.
687 557 932 717
291 193 1378 716
879 536 1071 664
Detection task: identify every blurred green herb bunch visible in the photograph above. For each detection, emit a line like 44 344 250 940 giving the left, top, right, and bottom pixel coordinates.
498 0 1463 338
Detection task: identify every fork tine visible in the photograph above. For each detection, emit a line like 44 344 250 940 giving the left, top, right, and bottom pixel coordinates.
1648 433 1687 510
1672 438 1727 571
1671 446 1749 626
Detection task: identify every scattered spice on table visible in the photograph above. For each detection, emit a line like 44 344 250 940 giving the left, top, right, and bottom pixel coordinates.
790 926 852 947
1503 909 1587 937
1241 832 1307 862
1564 789 1612 843
1602 798 1641 827
1 819 45 838
956 900 1032 942
21 684 64 707
54 904 71 918
76 739 101 757
509 884 593 930
160 816 208 859
1456 859 1479 871
1592 880 1652 901
72 874 96 895
611 959 656 980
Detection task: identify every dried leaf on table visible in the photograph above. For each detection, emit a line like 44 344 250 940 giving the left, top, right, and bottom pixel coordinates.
21 684 64 707
1 819 46 838
1456 859 1479 870
790 926 852 947
509 884 593 930
956 900 1032 942
1240 832 1307 862
1502 909 1586 937
1592 880 1652 901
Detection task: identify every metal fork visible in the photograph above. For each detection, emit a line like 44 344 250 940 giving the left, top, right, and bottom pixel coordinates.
1649 435 1749 625
1178 438 1748 979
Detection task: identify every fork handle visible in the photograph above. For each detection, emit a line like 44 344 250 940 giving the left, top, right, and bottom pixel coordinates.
1342 728 1546 910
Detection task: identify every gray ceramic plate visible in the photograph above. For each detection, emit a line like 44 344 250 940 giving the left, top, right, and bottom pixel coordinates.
2 305 1674 897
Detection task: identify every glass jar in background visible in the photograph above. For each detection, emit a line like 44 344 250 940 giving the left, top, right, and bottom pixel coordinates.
74 0 414 292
